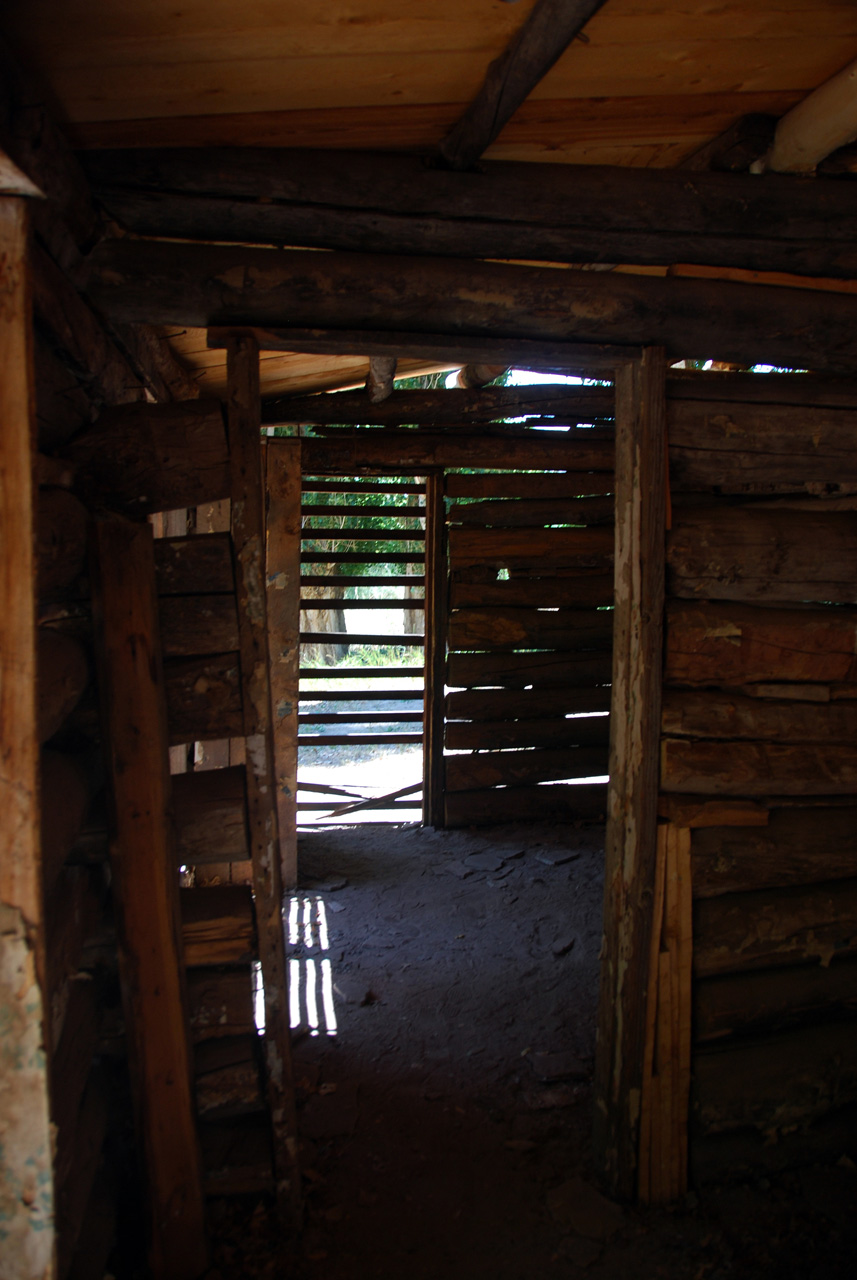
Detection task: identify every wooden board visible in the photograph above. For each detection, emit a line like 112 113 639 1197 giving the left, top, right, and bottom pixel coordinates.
450 573 613 610
299 430 614 475
661 736 857 795
664 601 857 687
164 653 243 744
449 605 612 652
451 494 614 527
180 886 256 967
446 471 614 500
172 767 249 867
449 524 614 569
158 594 240 657
445 744 609 791
444 780 607 827
694 957 857 1043
668 370 857 410
448 648 612 689
446 712 610 752
89 517 207 1278
154 533 235 596
693 878 857 977
692 806 857 898
186 966 255 1042
445 685 611 722
667 505 857 605
262 383 613 426
595 348 667 1200
661 688 857 743
265 437 301 889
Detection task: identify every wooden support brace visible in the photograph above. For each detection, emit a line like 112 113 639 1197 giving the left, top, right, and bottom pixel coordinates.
225 333 301 1222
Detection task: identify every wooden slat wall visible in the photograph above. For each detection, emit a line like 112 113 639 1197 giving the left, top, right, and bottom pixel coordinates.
443 423 615 827
658 371 857 1186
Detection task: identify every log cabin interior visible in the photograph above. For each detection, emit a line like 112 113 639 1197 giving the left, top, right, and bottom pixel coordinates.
3 1 857 1275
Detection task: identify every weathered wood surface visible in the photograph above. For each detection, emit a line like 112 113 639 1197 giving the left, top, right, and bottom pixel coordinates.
67 399 230 517
51 978 99 1178
225 333 300 1219
680 113 777 174
83 239 857 373
439 0 608 169
195 1035 264 1120
263 384 613 426
665 602 857 687
154 533 235 596
595 349 667 1200
33 333 93 451
299 430 613 474
694 958 857 1043
199 1112 274 1197
668 506 857 605
657 796 769 830
668 399 857 491
451 495 614 528
40 749 92 894
450 573 614 610
692 1021 857 1136
446 471 613 500
44 866 103 1029
662 689 857 744
186 967 255 1042
446 686 611 723
158 594 240 658
446 712 610 752
38 487 87 595
693 878 857 977
448 648 612 689
172 767 249 868
661 737 857 796
450 525 614 570
83 148 857 281
446 745 609 792
668 370 857 409
38 628 89 742
445 781 607 827
164 653 243 745
180 886 256 967
54 1084 109 1280
89 517 208 1278
692 807 857 898
265 437 301 889
449 606 613 652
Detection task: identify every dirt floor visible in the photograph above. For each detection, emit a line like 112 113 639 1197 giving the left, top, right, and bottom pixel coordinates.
207 820 857 1280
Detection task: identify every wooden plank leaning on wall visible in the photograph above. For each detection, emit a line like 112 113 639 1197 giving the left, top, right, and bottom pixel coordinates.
593 347 668 1200
0 171 56 1276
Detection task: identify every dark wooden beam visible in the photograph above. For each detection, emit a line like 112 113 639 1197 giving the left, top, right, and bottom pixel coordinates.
437 0 609 170
81 147 857 279
84 240 857 372
680 114 778 172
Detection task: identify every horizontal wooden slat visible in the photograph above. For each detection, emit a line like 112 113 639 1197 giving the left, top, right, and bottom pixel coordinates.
446 686 610 721
165 653 243 744
300 711 423 724
301 527 425 542
300 688 422 702
446 713 610 752
692 807 857 899
693 878 857 978
301 598 424 610
301 480 425 495
450 495 614 527
172 766 248 867
301 551 424 564
692 1021 857 1137
450 573 613 610
667 372 857 410
159 594 240 657
299 431 614 475
446 471 613 500
301 503 424 518
154 533 234 596
300 574 424 588
187 967 255 1042
300 666 422 679
199 1114 273 1197
665 601 857 687
668 399 857 492
266 384 614 426
298 732 422 746
450 524 613 570
449 606 612 653
694 958 857 1044
662 689 857 744
299 632 423 646
661 737 857 796
448 649 612 689
444 781 607 826
195 1035 264 1120
446 745 609 791
181 886 256 967
668 506 857 605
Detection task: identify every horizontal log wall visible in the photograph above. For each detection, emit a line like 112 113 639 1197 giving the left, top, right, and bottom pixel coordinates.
661 372 857 1181
443 421 614 826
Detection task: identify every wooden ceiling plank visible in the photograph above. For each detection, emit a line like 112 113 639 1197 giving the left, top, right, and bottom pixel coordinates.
438 0 609 169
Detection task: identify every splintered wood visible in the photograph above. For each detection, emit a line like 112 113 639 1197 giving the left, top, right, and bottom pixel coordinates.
638 823 692 1206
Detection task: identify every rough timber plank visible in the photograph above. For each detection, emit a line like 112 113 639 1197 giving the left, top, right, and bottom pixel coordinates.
225 333 300 1219
89 517 207 1278
265 437 301 891
594 348 667 1200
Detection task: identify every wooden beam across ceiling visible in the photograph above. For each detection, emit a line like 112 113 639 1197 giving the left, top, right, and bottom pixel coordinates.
82 238 857 372
437 0 609 170
82 148 857 279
